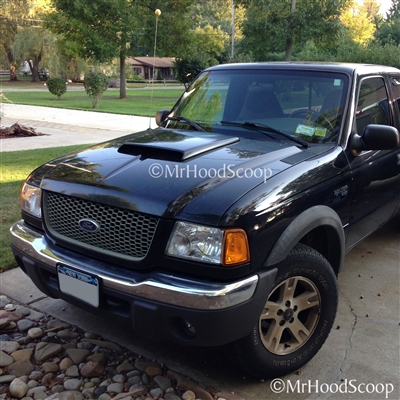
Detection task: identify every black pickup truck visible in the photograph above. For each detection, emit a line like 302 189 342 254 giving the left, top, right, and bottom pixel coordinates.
10 62 400 378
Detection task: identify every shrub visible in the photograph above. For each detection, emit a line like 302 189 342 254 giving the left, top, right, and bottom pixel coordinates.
46 78 67 100
83 71 109 109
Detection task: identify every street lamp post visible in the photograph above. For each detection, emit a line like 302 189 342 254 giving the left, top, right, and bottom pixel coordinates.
231 0 235 58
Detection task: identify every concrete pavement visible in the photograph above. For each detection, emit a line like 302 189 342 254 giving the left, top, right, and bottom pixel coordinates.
1 104 399 399
1 103 157 152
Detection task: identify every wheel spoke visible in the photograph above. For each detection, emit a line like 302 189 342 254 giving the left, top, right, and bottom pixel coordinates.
288 318 311 344
295 290 320 312
280 277 297 303
262 320 284 352
261 300 282 319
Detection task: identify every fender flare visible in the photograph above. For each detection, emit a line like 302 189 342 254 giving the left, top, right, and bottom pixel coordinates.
264 205 345 273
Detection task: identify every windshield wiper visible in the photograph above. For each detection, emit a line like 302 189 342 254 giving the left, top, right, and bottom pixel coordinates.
221 120 309 148
167 116 205 132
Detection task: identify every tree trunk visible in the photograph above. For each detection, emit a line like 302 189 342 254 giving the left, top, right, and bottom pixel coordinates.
4 44 18 81
9 61 18 81
119 52 127 99
285 38 293 61
29 60 40 82
285 0 296 62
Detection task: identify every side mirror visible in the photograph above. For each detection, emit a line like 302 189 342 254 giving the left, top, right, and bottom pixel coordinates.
155 109 171 127
351 124 400 155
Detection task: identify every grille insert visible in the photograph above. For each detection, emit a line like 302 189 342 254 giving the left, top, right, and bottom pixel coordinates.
44 191 158 260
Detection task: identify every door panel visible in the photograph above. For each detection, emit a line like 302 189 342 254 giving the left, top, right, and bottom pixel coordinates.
346 76 400 248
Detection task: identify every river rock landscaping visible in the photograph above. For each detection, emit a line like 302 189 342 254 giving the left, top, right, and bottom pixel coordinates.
0 295 242 400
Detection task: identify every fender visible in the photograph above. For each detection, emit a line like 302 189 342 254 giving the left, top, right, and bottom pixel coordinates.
264 205 345 274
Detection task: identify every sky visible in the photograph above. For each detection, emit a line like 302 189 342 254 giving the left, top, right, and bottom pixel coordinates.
378 0 392 15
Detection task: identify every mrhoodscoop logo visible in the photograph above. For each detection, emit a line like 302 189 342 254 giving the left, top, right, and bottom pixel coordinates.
149 163 273 183
270 378 395 398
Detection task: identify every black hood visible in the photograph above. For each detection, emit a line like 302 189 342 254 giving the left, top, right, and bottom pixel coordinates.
38 128 313 224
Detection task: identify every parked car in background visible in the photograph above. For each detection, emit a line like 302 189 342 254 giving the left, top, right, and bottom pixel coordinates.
10 62 400 379
38 69 50 80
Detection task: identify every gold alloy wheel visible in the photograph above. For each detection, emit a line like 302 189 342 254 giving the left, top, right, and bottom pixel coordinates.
259 276 321 355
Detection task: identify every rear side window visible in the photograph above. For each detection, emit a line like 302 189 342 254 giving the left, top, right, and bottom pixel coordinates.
390 75 400 126
355 77 390 133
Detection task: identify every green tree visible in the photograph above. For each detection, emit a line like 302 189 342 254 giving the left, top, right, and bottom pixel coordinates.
173 56 207 88
193 24 228 65
341 0 377 45
189 0 245 58
12 26 56 81
240 0 350 61
0 0 30 80
46 77 67 99
375 18 400 45
84 71 109 109
45 0 193 100
386 0 400 21
375 0 400 46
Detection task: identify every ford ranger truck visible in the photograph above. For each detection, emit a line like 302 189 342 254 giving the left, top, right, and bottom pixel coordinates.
10 62 400 378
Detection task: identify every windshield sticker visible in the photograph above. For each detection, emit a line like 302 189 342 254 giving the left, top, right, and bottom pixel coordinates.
314 127 328 138
295 124 315 137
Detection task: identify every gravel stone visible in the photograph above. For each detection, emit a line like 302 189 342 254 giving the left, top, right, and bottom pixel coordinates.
154 375 172 391
9 377 29 398
34 342 63 362
0 375 16 384
106 382 123 394
0 302 216 400
15 307 31 317
66 365 80 377
64 379 82 391
8 360 35 377
0 341 20 353
0 350 14 367
65 349 91 365
150 387 164 397
28 327 43 339
17 319 35 332
42 362 59 374
0 296 10 309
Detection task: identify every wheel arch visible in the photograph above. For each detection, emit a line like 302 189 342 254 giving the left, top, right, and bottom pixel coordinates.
264 205 345 275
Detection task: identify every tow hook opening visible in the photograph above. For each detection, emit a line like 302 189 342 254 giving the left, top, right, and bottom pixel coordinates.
182 319 197 338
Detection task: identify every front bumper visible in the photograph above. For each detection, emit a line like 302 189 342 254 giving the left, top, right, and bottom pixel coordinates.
10 220 277 346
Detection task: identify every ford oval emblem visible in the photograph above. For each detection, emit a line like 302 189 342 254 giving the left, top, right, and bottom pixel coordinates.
78 219 100 233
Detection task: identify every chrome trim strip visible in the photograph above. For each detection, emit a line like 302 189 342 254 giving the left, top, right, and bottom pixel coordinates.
10 220 258 310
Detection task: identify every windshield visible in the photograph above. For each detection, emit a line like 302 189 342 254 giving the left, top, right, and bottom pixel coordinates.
165 68 349 145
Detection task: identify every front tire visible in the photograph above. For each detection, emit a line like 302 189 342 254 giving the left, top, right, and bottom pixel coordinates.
232 244 338 378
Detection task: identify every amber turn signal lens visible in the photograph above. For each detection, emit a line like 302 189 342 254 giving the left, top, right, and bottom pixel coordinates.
223 229 250 266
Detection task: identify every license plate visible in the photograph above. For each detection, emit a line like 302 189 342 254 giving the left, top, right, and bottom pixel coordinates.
57 265 99 307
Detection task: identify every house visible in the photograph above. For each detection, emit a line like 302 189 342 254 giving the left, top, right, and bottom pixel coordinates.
126 57 175 80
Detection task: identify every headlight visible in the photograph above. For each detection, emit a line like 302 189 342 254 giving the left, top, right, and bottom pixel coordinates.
166 221 250 266
20 183 42 218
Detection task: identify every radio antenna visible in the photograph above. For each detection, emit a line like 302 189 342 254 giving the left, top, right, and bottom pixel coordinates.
149 9 161 129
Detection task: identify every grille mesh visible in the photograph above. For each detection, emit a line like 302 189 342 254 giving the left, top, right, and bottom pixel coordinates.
44 191 158 260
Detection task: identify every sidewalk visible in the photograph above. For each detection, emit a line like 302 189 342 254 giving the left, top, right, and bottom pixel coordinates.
1 103 157 152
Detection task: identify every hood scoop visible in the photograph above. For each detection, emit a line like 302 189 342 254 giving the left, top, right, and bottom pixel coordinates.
118 135 240 162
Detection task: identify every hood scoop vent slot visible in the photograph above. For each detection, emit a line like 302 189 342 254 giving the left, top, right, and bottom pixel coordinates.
118 136 239 162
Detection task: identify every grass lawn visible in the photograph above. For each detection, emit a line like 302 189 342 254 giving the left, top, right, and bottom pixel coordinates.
0 145 89 271
2 87 184 116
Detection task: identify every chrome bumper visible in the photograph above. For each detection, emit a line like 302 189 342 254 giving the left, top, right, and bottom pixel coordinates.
10 220 259 311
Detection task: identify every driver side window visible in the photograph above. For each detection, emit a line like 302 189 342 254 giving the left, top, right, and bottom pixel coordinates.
355 77 389 134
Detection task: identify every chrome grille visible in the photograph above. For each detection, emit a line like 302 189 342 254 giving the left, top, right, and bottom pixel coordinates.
43 191 158 260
